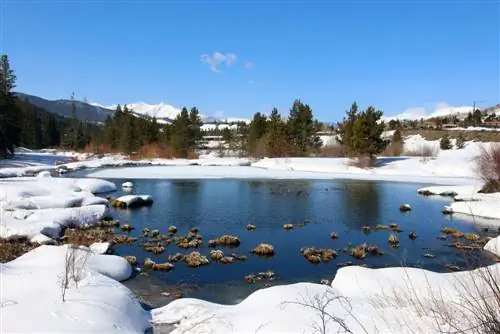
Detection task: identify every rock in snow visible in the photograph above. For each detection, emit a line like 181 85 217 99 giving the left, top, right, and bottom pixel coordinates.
122 181 134 188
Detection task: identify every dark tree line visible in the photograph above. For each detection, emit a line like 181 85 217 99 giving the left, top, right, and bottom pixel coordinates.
0 55 22 156
90 104 203 158
1 53 394 161
222 99 323 157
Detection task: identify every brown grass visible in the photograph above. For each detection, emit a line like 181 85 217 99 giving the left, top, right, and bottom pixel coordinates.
383 141 404 157
350 156 375 168
129 143 178 160
317 145 345 157
0 238 39 262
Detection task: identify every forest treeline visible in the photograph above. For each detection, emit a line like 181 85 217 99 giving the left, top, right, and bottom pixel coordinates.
1 54 402 160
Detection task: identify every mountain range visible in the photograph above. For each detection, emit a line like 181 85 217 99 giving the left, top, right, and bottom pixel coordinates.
16 92 499 125
17 93 251 125
380 103 500 122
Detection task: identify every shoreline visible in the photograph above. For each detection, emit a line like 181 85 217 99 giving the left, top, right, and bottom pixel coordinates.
2 148 500 333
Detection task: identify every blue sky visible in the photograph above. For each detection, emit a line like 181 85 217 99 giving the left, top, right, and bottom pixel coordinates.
2 1 499 122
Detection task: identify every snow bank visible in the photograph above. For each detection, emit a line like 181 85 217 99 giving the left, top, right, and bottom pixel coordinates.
152 263 500 333
1 245 150 333
0 177 114 240
62 155 252 171
485 236 500 257
89 242 110 255
448 200 500 220
417 184 483 197
1 204 108 239
0 164 54 178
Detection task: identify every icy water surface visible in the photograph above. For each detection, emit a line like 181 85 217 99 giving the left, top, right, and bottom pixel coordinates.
93 177 498 305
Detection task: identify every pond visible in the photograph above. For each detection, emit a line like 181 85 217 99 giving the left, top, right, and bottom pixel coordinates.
92 176 499 306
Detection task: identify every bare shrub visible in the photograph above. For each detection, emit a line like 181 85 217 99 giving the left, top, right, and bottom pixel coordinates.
383 141 404 157
131 143 177 160
350 155 375 168
476 144 500 193
58 244 91 302
317 144 345 157
282 288 369 334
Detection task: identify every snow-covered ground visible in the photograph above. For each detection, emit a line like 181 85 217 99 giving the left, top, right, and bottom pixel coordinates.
153 262 500 333
1 244 150 333
0 176 114 242
1 138 500 333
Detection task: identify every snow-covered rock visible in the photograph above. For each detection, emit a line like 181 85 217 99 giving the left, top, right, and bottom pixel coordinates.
89 242 111 255
114 195 153 208
122 181 134 188
484 236 500 257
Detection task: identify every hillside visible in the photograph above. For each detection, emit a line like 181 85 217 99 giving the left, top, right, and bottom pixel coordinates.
16 93 114 123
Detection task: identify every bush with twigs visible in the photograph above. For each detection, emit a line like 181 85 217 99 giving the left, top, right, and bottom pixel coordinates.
476 143 500 193
58 244 91 302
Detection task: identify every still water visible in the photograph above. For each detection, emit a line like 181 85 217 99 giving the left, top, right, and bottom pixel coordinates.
96 177 498 305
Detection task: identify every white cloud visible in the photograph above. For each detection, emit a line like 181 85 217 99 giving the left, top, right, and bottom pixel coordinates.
244 61 255 69
200 51 237 73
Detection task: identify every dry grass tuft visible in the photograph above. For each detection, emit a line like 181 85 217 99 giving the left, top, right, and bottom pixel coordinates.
251 243 275 256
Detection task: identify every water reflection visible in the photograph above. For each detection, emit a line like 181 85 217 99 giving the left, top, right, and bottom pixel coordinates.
101 178 498 305
339 180 381 229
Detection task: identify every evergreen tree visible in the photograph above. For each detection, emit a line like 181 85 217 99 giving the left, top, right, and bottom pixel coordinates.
286 99 321 156
266 107 288 157
440 134 452 150
45 114 61 147
245 112 268 156
456 132 466 149
472 109 482 125
189 107 203 149
171 107 191 157
0 54 22 156
119 106 138 154
337 102 359 156
21 104 42 148
350 106 389 158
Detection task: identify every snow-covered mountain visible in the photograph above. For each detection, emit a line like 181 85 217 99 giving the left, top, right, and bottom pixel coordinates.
91 101 251 124
381 104 476 122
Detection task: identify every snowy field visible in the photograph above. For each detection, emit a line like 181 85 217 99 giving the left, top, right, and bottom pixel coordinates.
1 136 500 333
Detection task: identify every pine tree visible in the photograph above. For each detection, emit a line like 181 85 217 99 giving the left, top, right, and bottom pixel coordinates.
455 133 466 149
440 134 452 150
286 99 321 156
189 107 203 149
0 54 22 156
266 107 287 157
245 112 268 156
171 107 191 157
119 106 138 154
347 106 389 158
337 102 359 156
472 109 482 126
45 115 60 147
